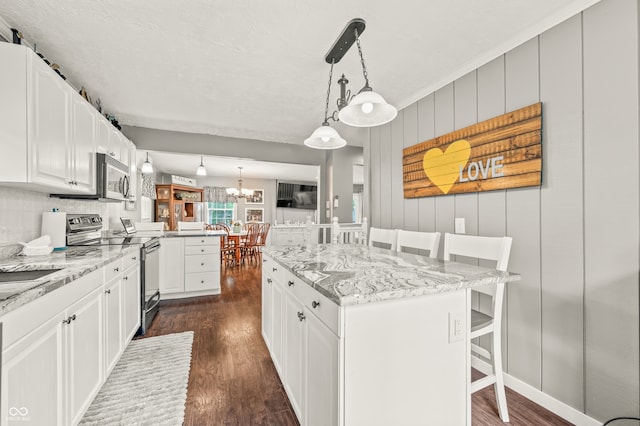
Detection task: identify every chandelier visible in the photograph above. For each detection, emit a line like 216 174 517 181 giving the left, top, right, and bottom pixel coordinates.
226 166 254 199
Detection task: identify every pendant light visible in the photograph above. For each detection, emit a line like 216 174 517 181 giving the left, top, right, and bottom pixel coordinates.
304 61 347 150
337 27 397 127
141 152 153 174
196 156 207 176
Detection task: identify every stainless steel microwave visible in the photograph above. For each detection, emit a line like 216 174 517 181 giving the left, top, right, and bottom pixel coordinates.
52 153 131 202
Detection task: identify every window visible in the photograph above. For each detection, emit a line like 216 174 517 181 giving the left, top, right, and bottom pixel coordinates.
206 202 236 225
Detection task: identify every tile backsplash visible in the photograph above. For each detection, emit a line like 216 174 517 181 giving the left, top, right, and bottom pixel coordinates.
0 187 128 251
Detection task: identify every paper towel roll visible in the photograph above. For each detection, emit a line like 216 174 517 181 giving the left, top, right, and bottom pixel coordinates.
41 211 67 250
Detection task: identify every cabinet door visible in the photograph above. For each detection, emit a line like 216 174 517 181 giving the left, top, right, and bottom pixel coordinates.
120 136 131 171
159 238 184 294
306 314 339 426
104 277 122 376
107 126 121 161
96 115 110 155
2 312 66 425
262 272 273 351
122 265 141 342
66 287 104 425
271 281 285 374
71 96 96 193
284 292 305 420
30 56 70 188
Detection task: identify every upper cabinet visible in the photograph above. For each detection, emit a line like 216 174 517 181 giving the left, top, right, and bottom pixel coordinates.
0 43 133 195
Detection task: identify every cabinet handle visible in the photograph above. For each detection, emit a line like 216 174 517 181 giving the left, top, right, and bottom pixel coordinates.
105 289 111 294
201 262 204 266
312 301 320 309
288 280 294 287
68 181 74 185
201 280 204 284
263 259 267 263
272 267 277 272
132 256 137 260
114 267 119 272
62 317 72 325
71 314 76 321
297 312 306 322
267 278 272 284
201 240 205 243
123 276 128 280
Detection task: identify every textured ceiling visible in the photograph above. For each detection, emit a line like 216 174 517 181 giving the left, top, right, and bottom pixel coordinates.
0 0 598 147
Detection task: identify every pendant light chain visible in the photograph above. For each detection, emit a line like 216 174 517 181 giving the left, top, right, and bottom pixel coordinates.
354 28 370 89
323 60 335 124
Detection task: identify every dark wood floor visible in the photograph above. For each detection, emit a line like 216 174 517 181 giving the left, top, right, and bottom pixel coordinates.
141 262 572 426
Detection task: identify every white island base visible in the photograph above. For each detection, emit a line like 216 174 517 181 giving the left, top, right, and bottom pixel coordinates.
262 253 472 426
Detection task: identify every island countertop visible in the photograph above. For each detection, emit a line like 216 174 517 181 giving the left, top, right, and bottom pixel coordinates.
0 245 139 316
263 244 521 306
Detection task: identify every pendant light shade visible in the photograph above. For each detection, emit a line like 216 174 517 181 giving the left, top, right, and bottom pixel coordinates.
196 156 207 176
338 89 397 127
141 152 153 174
304 123 347 150
226 167 254 198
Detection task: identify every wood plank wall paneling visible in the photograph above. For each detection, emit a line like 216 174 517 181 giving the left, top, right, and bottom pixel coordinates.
403 103 419 231
434 84 456 259
583 0 640 421
539 14 585 410
370 127 381 228
391 112 405 229
366 0 640 422
363 128 371 222
417 95 436 232
379 123 392 229
504 36 542 390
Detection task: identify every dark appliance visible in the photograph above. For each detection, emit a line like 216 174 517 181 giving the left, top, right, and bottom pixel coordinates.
52 153 131 202
65 213 160 335
276 181 318 210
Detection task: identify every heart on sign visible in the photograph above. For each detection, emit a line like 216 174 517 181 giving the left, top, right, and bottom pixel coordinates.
422 139 471 194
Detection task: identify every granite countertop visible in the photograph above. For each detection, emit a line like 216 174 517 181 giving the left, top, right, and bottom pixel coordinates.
263 244 521 306
0 245 139 316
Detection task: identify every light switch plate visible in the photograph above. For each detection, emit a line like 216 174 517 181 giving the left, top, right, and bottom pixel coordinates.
449 312 464 343
455 218 466 234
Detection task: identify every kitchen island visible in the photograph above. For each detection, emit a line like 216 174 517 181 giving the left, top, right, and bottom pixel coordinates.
261 244 520 426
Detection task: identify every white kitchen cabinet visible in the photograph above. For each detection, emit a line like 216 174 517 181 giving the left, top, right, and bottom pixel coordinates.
122 262 141 342
70 96 97 193
262 256 285 375
1 311 65 424
284 290 306 420
305 312 339 426
261 264 274 351
66 287 104 425
160 236 221 299
103 276 122 376
96 115 111 157
271 226 306 246
159 237 185 294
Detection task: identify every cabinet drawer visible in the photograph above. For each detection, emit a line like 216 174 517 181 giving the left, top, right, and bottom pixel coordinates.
104 258 123 282
184 254 219 273
263 256 284 283
184 237 220 247
284 271 340 336
122 249 140 271
185 271 220 292
185 245 219 256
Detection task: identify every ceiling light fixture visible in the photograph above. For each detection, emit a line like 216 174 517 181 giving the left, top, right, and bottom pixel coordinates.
304 60 347 150
226 166 254 199
196 156 207 176
141 152 153 175
307 18 397 135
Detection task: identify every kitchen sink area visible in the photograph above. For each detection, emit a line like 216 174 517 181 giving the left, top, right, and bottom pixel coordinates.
0 269 62 283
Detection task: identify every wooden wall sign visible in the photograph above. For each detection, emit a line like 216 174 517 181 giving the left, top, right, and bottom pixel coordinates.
403 102 542 198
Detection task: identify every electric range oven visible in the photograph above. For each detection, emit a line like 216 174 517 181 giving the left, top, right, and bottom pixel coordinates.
66 214 161 335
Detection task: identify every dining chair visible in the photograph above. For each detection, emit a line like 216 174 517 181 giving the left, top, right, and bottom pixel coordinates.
368 227 398 250
443 233 513 422
241 223 261 264
212 224 236 267
396 230 441 258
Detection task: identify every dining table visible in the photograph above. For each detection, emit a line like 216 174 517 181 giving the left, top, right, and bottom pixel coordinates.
226 231 248 266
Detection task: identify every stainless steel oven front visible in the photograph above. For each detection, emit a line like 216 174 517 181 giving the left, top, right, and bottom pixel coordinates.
140 238 161 335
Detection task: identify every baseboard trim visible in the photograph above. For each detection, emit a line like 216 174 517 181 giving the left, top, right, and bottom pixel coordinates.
471 358 601 426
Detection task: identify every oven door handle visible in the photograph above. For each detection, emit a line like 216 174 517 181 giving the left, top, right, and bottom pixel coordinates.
145 290 161 314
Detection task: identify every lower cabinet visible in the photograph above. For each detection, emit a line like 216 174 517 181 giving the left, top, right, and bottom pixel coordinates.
1 276 104 426
1 249 141 426
271 227 306 246
159 236 221 299
263 254 339 426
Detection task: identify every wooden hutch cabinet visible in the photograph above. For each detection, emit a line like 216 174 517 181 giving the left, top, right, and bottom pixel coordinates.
155 184 205 231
